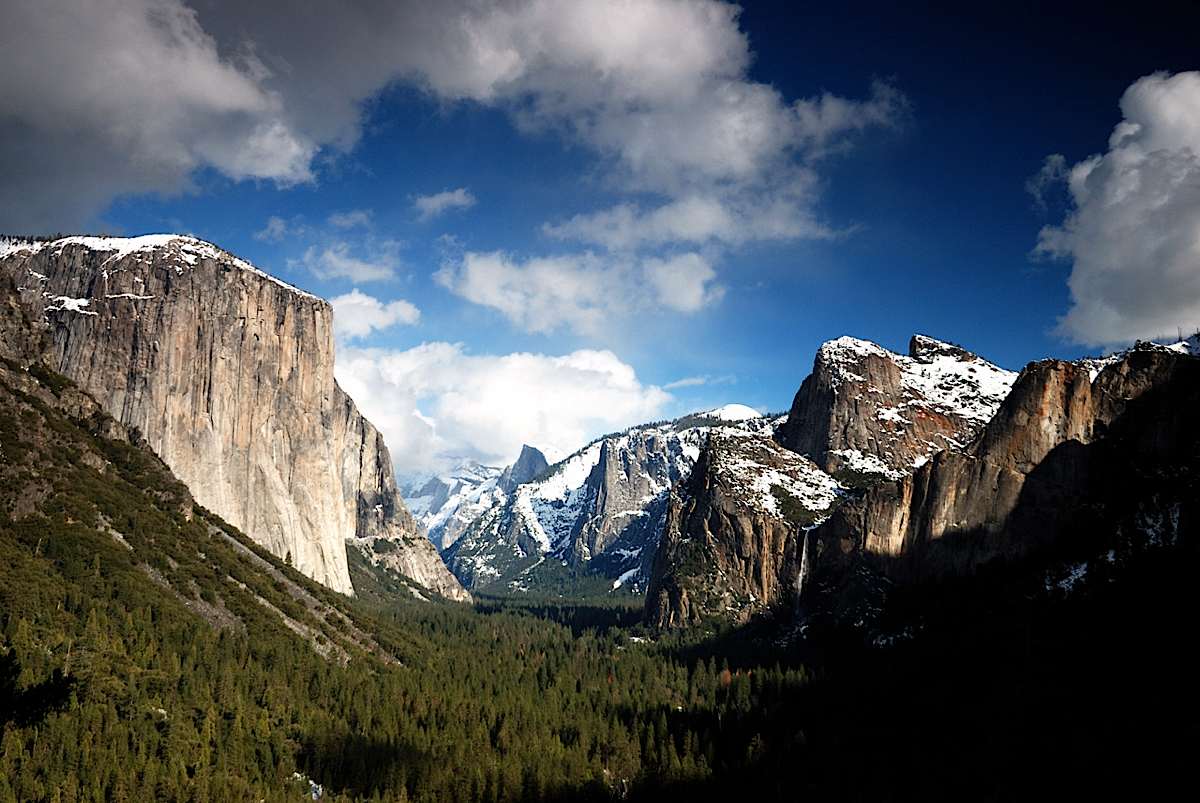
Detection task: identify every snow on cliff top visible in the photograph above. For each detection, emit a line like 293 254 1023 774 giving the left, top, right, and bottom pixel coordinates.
703 403 761 421
819 334 1017 424
0 234 320 302
1078 335 1200 381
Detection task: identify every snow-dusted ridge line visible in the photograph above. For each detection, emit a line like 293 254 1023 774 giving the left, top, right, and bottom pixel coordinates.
819 333 1017 425
1077 335 1200 381
0 234 321 303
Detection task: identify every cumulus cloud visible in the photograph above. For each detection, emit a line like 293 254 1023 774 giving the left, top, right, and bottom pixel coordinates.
334 343 671 472
0 0 315 232
1034 71 1200 345
328 209 373 229
434 249 724 335
2 0 901 251
414 188 477 221
330 289 420 341
294 241 398 282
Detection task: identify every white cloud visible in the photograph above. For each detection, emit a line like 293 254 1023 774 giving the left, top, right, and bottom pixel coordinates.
334 343 671 472
1035 71 1200 345
295 242 398 282
2 0 902 253
414 188 477 221
643 253 725 312
663 376 708 390
328 209 373 229
543 188 837 250
254 216 290 242
0 0 315 232
434 249 724 335
330 289 420 341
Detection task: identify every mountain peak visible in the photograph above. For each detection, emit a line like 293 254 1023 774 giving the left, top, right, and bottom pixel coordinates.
0 233 320 302
703 403 761 422
908 333 977 362
499 444 550 492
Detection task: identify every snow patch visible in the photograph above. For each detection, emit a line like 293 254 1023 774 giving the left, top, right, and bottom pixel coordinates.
1 234 320 302
45 295 97 316
703 403 761 421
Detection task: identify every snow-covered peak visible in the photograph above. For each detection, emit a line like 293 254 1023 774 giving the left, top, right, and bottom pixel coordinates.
710 428 843 521
1077 335 1200 382
400 459 505 552
816 333 1016 424
898 343 1017 424
0 234 320 302
819 335 893 361
702 403 761 422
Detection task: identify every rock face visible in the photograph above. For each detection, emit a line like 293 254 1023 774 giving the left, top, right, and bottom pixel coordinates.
0 235 467 600
806 345 1200 627
644 428 842 628
498 445 549 492
646 335 1017 628
777 335 1016 481
446 409 763 593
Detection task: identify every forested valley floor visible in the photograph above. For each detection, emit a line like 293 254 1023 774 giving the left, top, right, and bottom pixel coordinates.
1 356 1197 802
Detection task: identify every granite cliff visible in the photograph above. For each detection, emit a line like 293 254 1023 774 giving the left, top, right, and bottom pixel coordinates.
777 334 1016 481
644 427 841 628
807 344 1200 627
0 235 466 601
645 335 1016 628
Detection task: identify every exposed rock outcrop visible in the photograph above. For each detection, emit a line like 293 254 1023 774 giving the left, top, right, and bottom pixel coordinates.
806 346 1200 627
647 335 1014 628
0 235 467 600
498 444 549 493
777 335 1016 481
644 428 842 628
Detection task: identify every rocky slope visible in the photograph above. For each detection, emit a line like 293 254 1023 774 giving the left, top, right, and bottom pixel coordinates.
777 334 1016 482
645 427 843 628
646 335 1016 628
0 235 466 601
0 269 408 662
445 408 764 594
806 342 1200 631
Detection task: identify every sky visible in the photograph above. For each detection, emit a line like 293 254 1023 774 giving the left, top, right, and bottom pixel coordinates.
2 0 1199 474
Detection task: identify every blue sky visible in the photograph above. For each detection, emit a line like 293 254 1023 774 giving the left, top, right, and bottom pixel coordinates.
4 1 1199 471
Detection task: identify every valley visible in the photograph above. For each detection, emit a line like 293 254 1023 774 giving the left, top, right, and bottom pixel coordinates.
2 234 1198 801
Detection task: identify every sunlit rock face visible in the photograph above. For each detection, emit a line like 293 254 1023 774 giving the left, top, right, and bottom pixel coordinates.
646 335 1017 629
0 235 467 601
777 334 1017 483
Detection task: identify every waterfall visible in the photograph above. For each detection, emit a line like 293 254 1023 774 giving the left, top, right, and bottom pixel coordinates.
796 529 810 603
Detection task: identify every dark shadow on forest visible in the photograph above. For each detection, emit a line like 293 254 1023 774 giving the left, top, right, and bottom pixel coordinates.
473 594 644 636
0 650 77 727
307 361 1200 802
